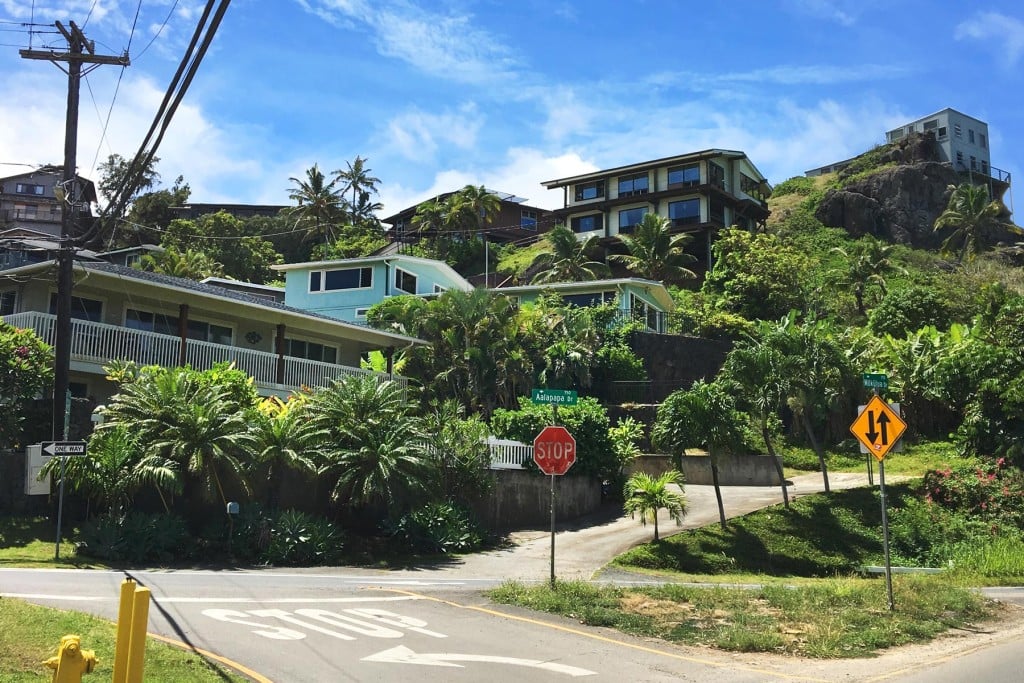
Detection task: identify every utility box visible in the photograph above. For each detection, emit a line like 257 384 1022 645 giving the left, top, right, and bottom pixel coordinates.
24 444 51 496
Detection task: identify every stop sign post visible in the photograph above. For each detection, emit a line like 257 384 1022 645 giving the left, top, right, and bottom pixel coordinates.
533 425 576 587
533 425 576 475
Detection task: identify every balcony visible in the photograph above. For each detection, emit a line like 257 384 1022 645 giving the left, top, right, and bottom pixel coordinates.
2 311 405 395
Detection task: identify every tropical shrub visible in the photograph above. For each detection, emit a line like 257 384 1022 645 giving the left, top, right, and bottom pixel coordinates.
0 322 53 447
771 176 817 197
922 458 1024 526
391 502 483 554
78 512 191 564
868 286 953 337
265 509 344 566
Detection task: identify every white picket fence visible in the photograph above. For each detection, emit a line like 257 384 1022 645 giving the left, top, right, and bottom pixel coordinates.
485 437 532 470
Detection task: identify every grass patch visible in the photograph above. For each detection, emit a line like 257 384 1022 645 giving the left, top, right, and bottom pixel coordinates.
614 485 917 576
0 516 104 569
489 576 995 658
0 598 248 682
782 440 964 477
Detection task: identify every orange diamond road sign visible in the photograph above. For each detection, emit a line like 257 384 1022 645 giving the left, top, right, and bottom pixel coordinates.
850 395 907 461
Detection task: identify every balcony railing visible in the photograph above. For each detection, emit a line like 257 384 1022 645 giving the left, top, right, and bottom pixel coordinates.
2 311 405 393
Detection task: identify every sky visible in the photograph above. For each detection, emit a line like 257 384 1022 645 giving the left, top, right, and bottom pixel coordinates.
1 0 1023 218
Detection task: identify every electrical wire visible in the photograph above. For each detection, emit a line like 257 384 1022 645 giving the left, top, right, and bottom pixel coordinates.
82 0 100 29
133 0 180 61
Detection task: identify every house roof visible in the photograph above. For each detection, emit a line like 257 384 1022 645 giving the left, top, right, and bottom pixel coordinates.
494 278 675 311
0 166 98 202
3 259 427 348
272 254 474 291
379 188 541 226
541 149 767 188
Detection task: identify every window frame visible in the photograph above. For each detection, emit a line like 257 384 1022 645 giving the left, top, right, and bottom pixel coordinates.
14 182 44 196
570 213 603 234
309 267 373 293
666 163 700 188
617 172 649 198
667 198 701 227
0 290 16 316
618 207 647 234
394 267 418 295
285 337 338 364
520 209 538 229
573 180 605 202
49 293 103 322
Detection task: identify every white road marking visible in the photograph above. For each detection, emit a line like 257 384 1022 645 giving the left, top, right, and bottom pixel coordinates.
2 593 421 604
201 607 451 642
1 593 105 601
362 645 597 676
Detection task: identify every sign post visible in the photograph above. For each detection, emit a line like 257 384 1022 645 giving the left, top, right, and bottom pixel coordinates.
41 440 87 560
533 425 577 587
850 394 907 611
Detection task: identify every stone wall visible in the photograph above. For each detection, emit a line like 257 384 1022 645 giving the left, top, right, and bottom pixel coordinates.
473 471 602 531
626 453 781 486
624 332 732 404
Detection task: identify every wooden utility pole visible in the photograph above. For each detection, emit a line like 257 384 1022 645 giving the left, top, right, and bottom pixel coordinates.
21 22 129 441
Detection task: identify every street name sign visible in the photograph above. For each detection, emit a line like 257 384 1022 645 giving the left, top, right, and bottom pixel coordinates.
849 395 906 461
533 426 577 476
531 388 578 406
862 373 888 390
41 441 87 457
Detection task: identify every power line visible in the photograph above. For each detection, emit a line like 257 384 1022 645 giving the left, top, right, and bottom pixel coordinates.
133 0 180 61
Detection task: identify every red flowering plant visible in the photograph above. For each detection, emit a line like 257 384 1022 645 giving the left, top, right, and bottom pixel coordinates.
923 457 1024 527
1 321 54 446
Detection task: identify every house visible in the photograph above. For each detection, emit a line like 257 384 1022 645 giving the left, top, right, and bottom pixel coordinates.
0 258 424 404
380 189 554 247
0 167 97 238
884 108 1003 179
273 255 673 333
96 244 165 268
540 150 772 263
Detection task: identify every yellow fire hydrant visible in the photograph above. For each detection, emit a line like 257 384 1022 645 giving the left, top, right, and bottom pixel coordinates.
43 634 97 683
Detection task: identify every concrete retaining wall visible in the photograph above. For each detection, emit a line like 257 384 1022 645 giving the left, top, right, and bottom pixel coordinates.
627 453 782 486
473 470 602 531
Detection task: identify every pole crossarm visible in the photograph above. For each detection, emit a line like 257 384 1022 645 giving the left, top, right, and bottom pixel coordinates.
19 49 129 66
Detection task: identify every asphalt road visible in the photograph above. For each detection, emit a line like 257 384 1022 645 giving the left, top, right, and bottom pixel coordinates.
4 474 1024 682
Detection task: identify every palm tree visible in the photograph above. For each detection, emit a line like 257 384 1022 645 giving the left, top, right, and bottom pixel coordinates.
249 396 324 509
334 156 381 228
933 183 1012 263
610 213 697 284
138 245 223 281
285 163 346 245
530 225 611 284
623 470 687 541
448 185 501 236
830 236 906 316
99 367 254 509
721 338 793 507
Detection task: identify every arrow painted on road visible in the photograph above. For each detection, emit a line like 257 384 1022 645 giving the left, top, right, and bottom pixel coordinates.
362 645 596 676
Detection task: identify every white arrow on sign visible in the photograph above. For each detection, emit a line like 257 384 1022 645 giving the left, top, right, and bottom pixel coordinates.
362 645 596 677
42 441 87 457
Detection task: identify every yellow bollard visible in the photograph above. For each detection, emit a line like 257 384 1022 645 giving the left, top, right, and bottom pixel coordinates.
112 579 136 683
125 586 151 683
42 634 97 683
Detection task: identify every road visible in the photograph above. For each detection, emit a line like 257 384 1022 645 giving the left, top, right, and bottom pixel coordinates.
3 473 1024 682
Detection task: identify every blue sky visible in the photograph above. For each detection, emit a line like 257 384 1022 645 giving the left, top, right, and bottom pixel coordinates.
2 1 1023 215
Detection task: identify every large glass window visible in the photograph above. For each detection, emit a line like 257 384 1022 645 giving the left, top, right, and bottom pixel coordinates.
14 183 44 195
710 198 726 226
310 267 372 292
573 180 605 202
617 173 648 197
667 163 700 187
708 162 725 189
0 290 15 316
395 268 417 294
49 294 102 322
618 207 646 234
563 291 615 308
521 210 538 229
187 319 233 345
285 338 337 364
668 199 700 227
570 214 603 233
126 309 178 336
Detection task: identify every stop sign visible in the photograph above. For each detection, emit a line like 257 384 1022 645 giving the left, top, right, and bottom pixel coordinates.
533 425 576 476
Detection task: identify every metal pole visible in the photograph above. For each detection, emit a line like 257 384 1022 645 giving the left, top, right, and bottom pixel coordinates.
549 473 557 588
54 455 66 560
866 453 874 486
879 458 895 611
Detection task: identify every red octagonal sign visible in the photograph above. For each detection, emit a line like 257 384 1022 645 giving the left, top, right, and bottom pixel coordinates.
533 425 577 476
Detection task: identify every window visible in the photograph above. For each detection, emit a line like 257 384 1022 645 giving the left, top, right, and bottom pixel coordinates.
520 209 538 229
355 308 369 318
573 180 605 202
618 207 646 234
667 163 700 187
740 173 765 200
970 156 977 171
937 126 948 139
888 128 905 141
982 160 990 175
125 253 142 267
0 290 15 316
956 151 964 166
969 129 975 144
563 291 615 307
923 120 937 132
668 199 700 227
49 294 102 322
617 173 649 197
14 183 44 195
395 268 417 294
709 198 726 226
13 203 38 219
433 284 447 294
954 123 962 138
980 133 987 149
310 267 372 292
708 162 725 189
126 309 178 336
285 338 337 364
570 214 603 233
187 319 232 345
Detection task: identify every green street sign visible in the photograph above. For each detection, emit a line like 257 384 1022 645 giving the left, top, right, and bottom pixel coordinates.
863 373 888 390
531 388 578 406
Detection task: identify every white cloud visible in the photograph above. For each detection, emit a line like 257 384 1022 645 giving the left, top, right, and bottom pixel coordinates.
380 103 484 162
955 11 1024 67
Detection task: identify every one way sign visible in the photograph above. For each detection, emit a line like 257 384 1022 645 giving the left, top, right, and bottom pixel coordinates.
850 396 906 461
41 441 87 457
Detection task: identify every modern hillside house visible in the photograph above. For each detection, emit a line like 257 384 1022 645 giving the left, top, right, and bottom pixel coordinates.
540 150 772 259
274 255 673 333
0 167 97 238
0 257 423 403
884 109 1001 179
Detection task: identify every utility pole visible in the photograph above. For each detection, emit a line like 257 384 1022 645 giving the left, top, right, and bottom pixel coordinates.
21 22 129 441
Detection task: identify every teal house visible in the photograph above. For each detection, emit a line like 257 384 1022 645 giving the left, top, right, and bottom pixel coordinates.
274 256 673 333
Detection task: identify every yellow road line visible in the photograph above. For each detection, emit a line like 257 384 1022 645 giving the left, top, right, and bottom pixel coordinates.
146 631 274 683
378 588 830 683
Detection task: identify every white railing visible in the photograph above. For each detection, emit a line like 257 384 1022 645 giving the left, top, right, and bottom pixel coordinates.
485 436 531 470
2 311 405 393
